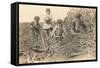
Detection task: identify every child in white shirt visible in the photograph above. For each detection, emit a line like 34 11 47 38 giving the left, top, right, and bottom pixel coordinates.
43 8 53 39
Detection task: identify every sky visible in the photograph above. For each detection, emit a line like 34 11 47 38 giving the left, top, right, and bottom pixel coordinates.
19 4 71 23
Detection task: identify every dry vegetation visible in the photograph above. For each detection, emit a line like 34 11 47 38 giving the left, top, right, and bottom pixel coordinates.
19 8 96 64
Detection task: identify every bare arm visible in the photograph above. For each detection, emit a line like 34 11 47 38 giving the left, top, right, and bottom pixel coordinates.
51 26 57 37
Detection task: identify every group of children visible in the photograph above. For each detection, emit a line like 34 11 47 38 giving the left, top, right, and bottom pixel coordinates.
28 8 65 62
20 8 91 63
31 8 64 43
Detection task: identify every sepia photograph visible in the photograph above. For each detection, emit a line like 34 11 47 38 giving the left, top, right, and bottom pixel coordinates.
18 3 97 64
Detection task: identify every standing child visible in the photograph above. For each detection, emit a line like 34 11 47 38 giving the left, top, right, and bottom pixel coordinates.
51 19 64 42
43 8 53 39
30 16 41 41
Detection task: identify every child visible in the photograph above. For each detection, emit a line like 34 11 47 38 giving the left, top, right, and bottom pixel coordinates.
30 16 41 41
71 14 87 34
51 19 64 42
43 8 53 38
45 8 53 25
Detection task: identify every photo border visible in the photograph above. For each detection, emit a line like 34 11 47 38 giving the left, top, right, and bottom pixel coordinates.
11 2 98 66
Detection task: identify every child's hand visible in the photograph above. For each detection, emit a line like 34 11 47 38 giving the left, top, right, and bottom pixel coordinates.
51 33 53 38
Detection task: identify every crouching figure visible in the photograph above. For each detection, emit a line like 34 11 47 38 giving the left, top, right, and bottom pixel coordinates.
51 19 64 42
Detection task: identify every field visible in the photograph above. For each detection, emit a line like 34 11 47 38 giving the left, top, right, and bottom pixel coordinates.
19 8 96 64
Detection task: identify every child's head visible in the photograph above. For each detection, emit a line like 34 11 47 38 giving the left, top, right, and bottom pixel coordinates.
75 13 81 19
46 8 51 15
34 16 40 22
56 19 63 27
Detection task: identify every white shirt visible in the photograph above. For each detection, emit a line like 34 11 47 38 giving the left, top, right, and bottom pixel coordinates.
43 14 53 29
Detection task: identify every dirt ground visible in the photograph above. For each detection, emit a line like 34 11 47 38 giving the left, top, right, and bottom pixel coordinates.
19 23 96 64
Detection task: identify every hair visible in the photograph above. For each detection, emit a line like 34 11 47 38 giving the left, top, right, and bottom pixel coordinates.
76 14 81 19
57 19 63 24
34 16 40 20
46 8 50 12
